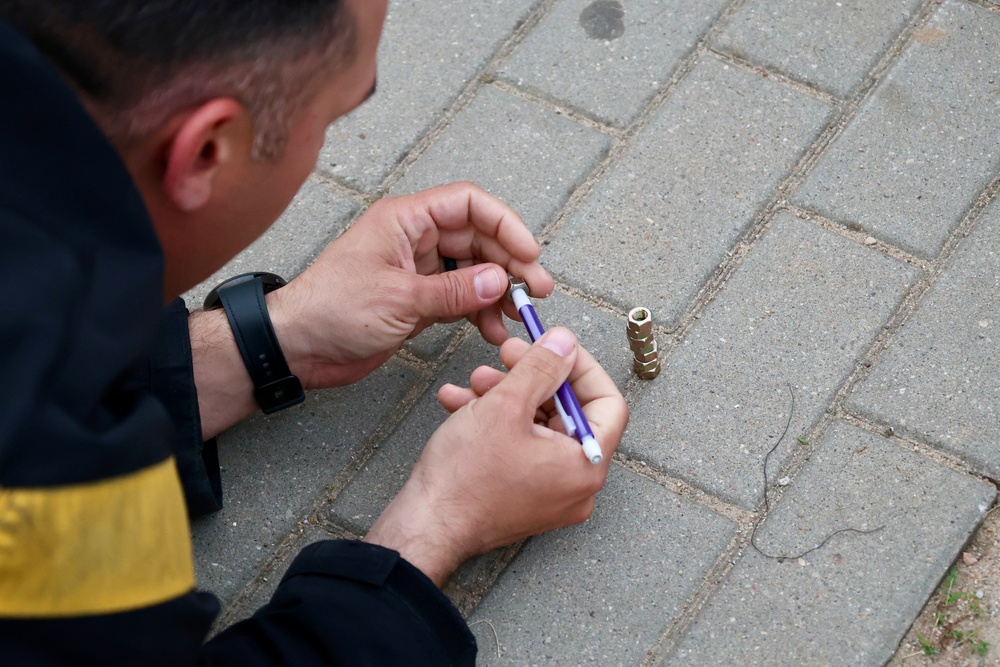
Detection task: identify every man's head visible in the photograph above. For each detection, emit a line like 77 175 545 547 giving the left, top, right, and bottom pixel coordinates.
2 0 387 297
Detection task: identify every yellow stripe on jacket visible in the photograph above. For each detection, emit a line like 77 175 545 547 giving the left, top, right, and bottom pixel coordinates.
0 457 195 617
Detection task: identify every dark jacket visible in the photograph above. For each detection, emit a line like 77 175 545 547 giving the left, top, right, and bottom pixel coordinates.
0 17 475 666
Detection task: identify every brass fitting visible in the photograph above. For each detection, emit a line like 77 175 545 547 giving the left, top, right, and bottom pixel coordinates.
627 307 654 338
632 357 661 380
633 340 658 363
626 306 660 380
628 333 655 353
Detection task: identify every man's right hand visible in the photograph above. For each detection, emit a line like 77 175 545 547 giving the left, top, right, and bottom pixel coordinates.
363 328 629 586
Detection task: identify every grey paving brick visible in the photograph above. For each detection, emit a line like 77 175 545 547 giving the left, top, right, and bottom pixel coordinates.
792 0 1000 259
319 1 541 191
469 465 738 665
190 358 423 604
545 56 834 329
184 178 357 307
624 213 915 508
666 420 996 667
499 0 729 127
405 321 465 361
713 0 922 98
390 85 612 235
847 197 1000 478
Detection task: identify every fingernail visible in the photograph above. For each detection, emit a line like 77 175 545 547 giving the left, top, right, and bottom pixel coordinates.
474 267 503 300
540 329 574 358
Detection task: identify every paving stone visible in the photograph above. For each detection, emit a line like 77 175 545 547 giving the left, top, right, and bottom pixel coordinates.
190 358 424 605
545 55 833 329
319 1 541 191
713 0 922 98
469 465 738 665
499 0 729 127
792 0 1000 259
847 198 1000 478
666 420 996 667
624 213 915 509
390 85 612 235
184 178 357 308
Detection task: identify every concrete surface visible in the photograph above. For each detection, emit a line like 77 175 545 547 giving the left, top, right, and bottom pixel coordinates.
187 0 1000 663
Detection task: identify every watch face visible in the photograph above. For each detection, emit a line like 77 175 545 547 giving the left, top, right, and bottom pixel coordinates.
203 272 287 309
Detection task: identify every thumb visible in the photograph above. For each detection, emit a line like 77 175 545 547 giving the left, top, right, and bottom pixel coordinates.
488 327 578 413
413 264 508 320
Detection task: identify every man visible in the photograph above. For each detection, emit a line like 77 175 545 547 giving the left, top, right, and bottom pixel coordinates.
0 0 629 664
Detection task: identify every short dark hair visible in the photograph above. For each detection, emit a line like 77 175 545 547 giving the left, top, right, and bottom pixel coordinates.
0 0 355 158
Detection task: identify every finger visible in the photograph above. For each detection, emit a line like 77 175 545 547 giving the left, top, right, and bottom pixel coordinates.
501 336 628 460
424 182 541 263
480 328 578 418
437 384 479 413
472 303 509 346
448 234 554 296
498 336 531 369
438 363 507 413
410 264 508 322
470 365 505 396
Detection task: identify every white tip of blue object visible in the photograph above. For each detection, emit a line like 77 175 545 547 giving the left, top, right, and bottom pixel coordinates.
511 286 531 310
581 435 602 465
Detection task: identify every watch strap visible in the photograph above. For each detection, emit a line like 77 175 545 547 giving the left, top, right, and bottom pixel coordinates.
215 275 304 414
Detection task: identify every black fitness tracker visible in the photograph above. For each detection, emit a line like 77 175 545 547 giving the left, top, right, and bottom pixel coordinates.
204 272 305 414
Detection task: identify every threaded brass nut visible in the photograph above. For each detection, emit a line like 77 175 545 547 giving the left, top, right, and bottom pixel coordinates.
628 333 655 353
633 340 658 363
627 307 654 338
632 357 660 380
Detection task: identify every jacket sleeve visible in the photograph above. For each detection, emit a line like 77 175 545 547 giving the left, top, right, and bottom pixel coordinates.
202 541 478 666
142 298 223 518
1 539 477 667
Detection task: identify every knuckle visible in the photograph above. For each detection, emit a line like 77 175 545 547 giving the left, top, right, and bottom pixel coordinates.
440 271 467 314
569 498 596 526
517 347 562 381
583 474 606 498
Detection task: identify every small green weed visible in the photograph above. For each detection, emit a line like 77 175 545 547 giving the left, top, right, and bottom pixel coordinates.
917 636 939 656
912 564 990 659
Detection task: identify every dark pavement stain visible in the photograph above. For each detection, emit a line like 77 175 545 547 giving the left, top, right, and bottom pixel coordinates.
579 0 625 41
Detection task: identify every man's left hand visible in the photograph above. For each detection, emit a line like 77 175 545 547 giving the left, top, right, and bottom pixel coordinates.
269 181 554 388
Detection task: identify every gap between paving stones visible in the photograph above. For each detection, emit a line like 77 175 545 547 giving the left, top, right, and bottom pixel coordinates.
317 0 562 200
968 0 1000 11
706 49 841 106
783 204 933 271
840 411 1000 488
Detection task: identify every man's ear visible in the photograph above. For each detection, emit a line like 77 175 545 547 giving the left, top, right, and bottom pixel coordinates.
162 98 252 212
